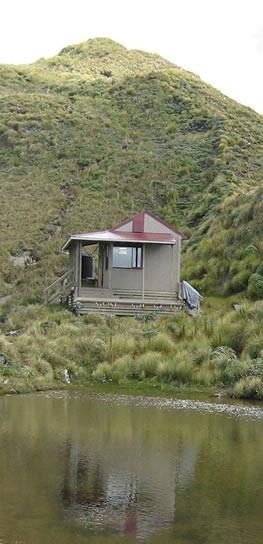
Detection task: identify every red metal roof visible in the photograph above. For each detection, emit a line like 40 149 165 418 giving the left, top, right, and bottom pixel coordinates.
62 211 186 251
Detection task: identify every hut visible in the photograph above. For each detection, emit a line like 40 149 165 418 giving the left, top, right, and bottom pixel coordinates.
45 211 187 315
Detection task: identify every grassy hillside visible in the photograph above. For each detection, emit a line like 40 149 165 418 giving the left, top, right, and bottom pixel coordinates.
0 37 263 304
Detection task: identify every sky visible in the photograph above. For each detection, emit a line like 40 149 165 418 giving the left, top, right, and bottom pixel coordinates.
1 0 263 113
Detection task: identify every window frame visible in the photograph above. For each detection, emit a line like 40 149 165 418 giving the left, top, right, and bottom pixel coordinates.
112 243 143 270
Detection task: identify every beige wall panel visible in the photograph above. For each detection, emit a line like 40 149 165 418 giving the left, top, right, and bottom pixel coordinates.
144 245 176 291
144 214 172 234
116 221 133 232
111 268 143 290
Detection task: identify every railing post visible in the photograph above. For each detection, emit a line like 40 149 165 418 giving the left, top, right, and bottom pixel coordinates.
43 269 74 304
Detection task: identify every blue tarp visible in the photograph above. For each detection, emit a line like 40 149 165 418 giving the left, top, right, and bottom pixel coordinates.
181 280 202 311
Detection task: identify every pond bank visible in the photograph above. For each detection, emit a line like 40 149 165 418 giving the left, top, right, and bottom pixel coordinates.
0 379 243 405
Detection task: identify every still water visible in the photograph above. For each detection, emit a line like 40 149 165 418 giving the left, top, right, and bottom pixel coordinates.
0 390 263 544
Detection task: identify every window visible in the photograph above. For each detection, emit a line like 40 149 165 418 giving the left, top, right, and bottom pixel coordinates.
112 245 142 268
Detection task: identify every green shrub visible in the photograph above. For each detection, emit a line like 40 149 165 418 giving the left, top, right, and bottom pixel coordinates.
243 337 263 360
246 358 263 378
248 273 263 299
256 262 263 276
220 360 247 385
210 346 237 366
229 270 250 293
243 244 259 256
209 346 246 384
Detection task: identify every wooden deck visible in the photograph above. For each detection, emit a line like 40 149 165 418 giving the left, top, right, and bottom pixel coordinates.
71 287 184 315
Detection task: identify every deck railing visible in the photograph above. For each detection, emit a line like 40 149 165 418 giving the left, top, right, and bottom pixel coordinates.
43 268 74 304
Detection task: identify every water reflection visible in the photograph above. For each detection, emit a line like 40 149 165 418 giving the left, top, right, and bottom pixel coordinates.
60 435 197 539
0 391 263 544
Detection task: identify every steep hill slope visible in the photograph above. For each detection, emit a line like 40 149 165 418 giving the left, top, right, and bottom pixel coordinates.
0 38 262 303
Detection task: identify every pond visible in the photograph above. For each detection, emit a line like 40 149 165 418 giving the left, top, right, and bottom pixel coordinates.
0 390 263 543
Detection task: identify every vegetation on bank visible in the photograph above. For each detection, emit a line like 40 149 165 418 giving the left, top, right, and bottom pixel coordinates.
0 299 262 400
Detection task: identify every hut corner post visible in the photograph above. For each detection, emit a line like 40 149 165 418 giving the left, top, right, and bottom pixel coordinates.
70 239 82 297
108 242 113 290
142 243 145 303
174 236 181 296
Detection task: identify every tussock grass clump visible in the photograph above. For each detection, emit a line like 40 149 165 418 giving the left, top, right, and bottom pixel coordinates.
43 344 68 368
34 358 53 377
136 352 161 378
75 337 107 368
93 356 135 384
151 333 174 354
47 322 81 338
83 313 106 326
157 353 193 384
243 336 263 360
188 337 211 365
234 376 263 400
0 335 15 361
93 362 112 382
171 356 194 384
191 364 214 386
111 335 135 359
111 355 135 383
211 322 247 354
247 301 263 321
